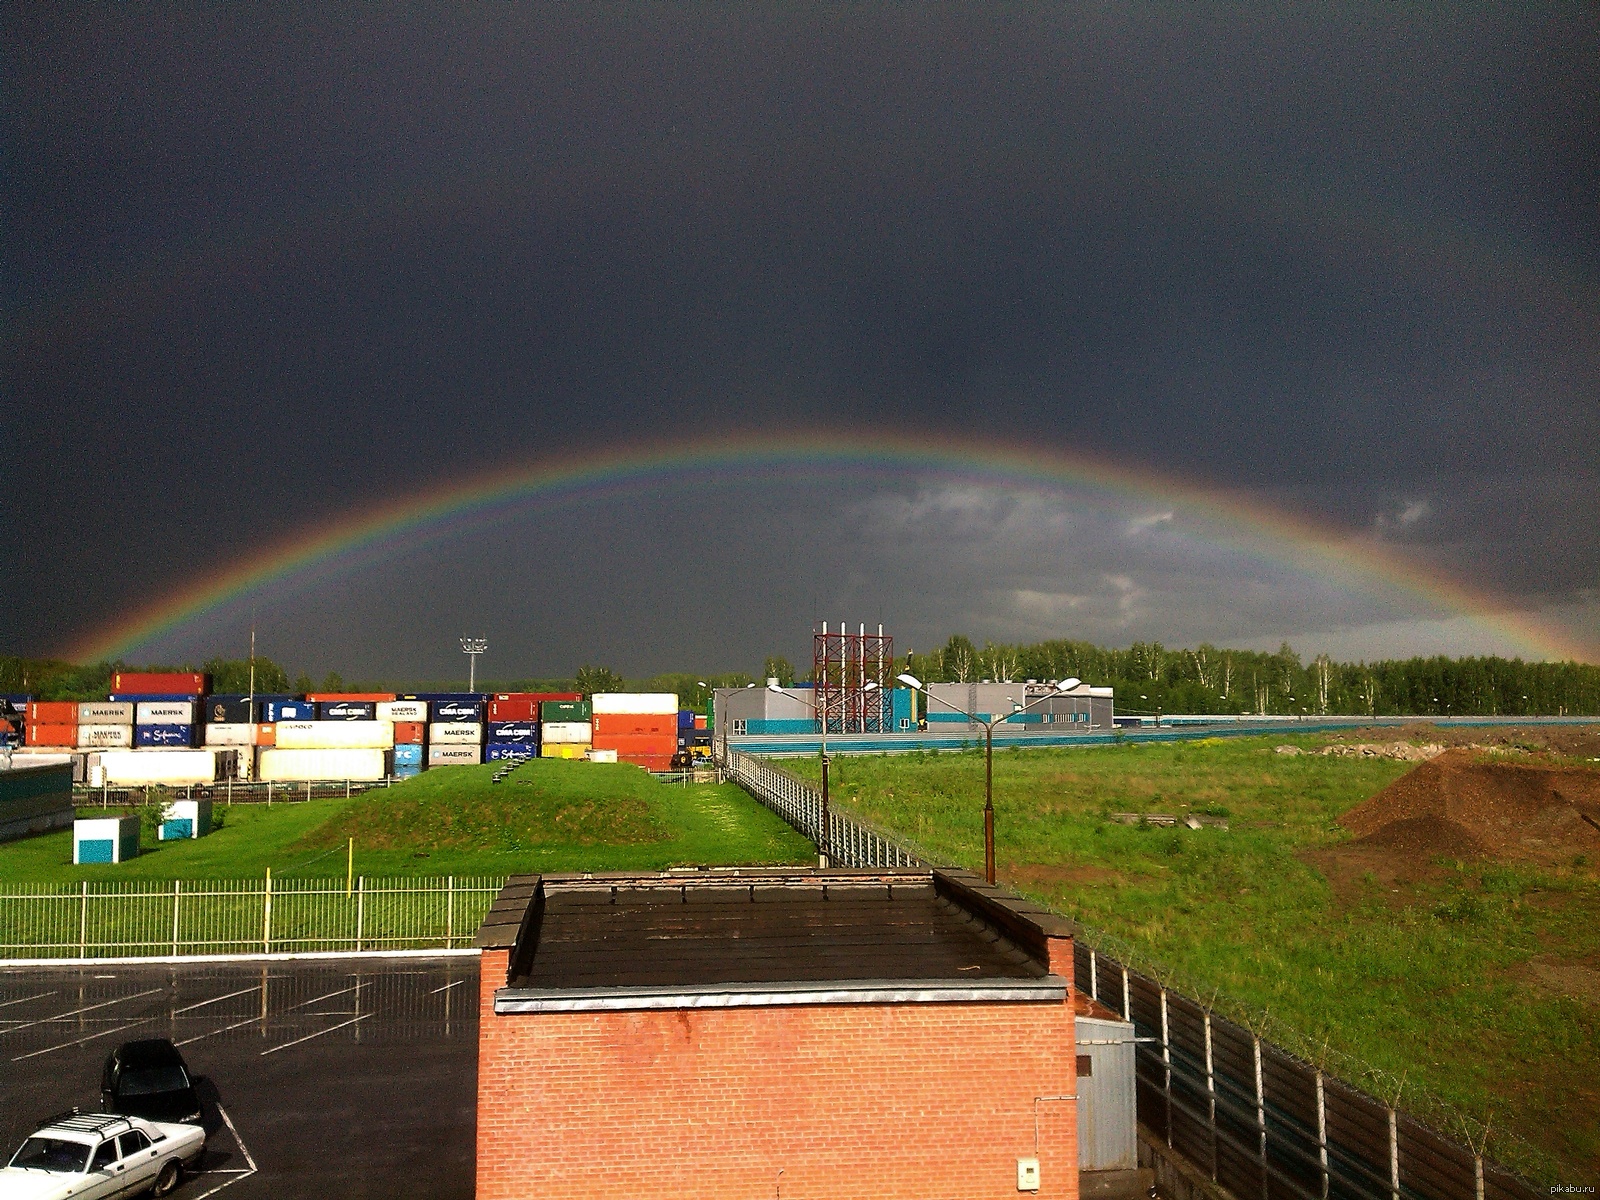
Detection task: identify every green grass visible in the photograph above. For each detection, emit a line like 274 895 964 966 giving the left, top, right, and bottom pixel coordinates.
788 735 1600 1183
0 760 813 882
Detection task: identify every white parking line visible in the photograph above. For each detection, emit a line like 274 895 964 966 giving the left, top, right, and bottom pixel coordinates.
173 985 262 1015
0 990 58 1009
429 979 465 994
1 987 166 1034
190 1103 257 1199
175 982 364 1047
260 1013 369 1055
11 1017 155 1061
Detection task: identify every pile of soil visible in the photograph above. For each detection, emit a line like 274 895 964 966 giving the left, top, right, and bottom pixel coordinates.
1337 748 1600 864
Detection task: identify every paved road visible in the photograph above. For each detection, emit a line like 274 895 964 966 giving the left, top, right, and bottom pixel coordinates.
0 956 479 1198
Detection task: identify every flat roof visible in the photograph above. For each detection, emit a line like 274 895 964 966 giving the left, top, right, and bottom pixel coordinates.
479 868 1076 1013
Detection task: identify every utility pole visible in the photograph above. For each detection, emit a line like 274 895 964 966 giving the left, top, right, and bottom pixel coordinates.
460 638 487 692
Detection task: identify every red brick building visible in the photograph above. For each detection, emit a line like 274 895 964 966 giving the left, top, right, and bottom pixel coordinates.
475 867 1081 1199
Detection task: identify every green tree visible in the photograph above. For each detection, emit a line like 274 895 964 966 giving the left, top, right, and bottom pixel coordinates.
762 656 796 686
575 665 624 694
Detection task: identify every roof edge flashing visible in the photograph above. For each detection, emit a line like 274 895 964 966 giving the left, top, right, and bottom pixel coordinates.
494 974 1068 1014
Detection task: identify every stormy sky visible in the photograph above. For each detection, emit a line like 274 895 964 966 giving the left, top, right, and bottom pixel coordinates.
7 5 1599 679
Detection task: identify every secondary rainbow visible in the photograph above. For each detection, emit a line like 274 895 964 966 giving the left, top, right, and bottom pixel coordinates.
65 430 1594 664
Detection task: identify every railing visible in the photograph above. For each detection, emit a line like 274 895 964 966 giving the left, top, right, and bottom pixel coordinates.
0 876 504 959
722 747 922 868
73 778 398 807
720 746 1540 1199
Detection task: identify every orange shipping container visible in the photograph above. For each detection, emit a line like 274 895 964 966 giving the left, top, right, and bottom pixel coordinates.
393 722 426 745
591 732 677 755
590 713 676 737
111 671 207 695
254 724 277 746
304 692 397 702
26 701 78 725
26 723 77 747
618 753 675 772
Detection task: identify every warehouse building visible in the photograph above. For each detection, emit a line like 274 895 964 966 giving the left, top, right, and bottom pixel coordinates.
474 867 1081 1200
924 681 1115 731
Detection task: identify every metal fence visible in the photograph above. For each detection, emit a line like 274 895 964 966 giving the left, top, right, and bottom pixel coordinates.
0 876 504 959
721 748 1539 1200
723 747 922 868
73 778 397 807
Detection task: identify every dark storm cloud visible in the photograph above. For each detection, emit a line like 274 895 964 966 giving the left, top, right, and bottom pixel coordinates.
7 5 1598 666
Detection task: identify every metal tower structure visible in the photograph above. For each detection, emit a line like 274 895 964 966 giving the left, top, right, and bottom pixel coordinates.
812 621 894 734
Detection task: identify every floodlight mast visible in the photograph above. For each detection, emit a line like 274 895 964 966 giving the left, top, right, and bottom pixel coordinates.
460 637 488 692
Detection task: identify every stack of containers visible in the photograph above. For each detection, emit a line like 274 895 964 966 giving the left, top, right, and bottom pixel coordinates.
25 701 78 748
202 694 261 779
427 695 484 768
485 692 574 763
539 699 592 759
259 693 395 781
378 699 428 778
591 693 679 771
77 701 134 750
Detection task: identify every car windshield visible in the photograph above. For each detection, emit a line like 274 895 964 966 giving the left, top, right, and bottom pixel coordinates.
118 1063 189 1095
9 1136 90 1173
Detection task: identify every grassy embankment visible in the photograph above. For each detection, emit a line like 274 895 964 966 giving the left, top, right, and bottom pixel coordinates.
0 759 813 881
789 734 1599 1182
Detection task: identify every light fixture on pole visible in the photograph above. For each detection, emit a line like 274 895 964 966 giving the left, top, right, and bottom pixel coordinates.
768 679 877 867
896 674 1079 885
460 637 488 692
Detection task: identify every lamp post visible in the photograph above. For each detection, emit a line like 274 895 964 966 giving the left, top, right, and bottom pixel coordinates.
897 674 1079 885
460 637 487 692
768 679 878 867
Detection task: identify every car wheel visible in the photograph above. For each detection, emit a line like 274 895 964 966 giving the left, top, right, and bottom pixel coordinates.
151 1160 181 1196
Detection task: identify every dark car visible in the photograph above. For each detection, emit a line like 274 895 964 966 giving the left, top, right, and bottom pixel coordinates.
101 1039 203 1126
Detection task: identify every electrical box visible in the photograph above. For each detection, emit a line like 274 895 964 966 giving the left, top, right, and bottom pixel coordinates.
1017 1157 1041 1192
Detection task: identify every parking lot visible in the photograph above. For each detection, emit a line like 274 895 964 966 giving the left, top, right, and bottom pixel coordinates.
0 955 479 1198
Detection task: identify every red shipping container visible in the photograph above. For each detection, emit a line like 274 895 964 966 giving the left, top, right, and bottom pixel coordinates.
618 753 675 771
487 698 539 721
495 692 580 702
26 701 78 725
591 713 676 738
693 715 707 729
305 692 396 702
111 672 208 696
255 724 277 746
393 722 426 745
592 732 677 756
26 723 77 747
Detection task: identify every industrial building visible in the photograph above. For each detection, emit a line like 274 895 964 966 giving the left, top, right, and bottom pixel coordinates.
474 867 1082 1200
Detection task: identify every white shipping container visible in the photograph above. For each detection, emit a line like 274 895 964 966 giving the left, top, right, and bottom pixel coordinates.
427 744 482 766
590 692 679 715
99 749 220 786
77 724 133 748
540 721 592 744
585 748 619 763
258 748 391 782
428 722 483 745
136 701 195 724
204 723 256 747
376 700 428 722
274 720 394 750
79 702 135 723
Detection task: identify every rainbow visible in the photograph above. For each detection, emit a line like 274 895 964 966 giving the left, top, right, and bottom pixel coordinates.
64 430 1595 664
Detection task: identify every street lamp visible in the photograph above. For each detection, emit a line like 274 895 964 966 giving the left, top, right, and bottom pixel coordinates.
460 638 487 692
768 679 877 867
897 674 1080 884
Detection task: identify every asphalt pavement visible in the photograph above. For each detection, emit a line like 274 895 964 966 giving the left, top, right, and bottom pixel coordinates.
0 955 479 1198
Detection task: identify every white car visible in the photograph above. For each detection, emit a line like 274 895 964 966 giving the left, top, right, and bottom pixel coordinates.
1 1112 204 1199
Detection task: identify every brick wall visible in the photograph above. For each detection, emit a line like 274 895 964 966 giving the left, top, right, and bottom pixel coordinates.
476 948 1079 1200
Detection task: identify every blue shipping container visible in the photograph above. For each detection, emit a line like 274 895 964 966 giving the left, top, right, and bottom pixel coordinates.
394 764 423 779
393 743 424 767
486 743 537 762
260 700 316 722
678 710 695 729
431 700 483 722
136 724 197 747
110 694 202 704
319 701 375 721
486 721 537 744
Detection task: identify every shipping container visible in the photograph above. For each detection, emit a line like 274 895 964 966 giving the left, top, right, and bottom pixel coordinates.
77 725 133 748
592 732 677 755
204 723 256 747
539 744 588 759
78 702 134 724
486 697 538 721
485 721 538 744
486 744 537 762
25 724 77 747
99 749 221 786
260 700 316 722
137 701 195 725
540 700 592 723
618 753 675 772
393 743 424 767
585 749 619 763
319 701 376 721
694 714 707 730
275 721 394 750
496 692 580 702
111 671 208 696
590 692 678 715
678 710 695 729
401 693 486 702
376 700 428 722
430 700 483 722
429 722 483 745
392 722 425 745
540 721 592 744
427 744 482 766
258 748 392 782
26 701 78 726
394 764 423 780
254 724 277 747
305 692 396 703
75 816 140 864
136 724 197 748
592 712 677 737
204 697 255 724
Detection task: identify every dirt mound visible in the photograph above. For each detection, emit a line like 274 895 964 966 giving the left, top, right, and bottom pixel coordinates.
1338 748 1600 865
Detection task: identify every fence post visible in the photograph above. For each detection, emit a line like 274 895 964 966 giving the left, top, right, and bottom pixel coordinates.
1205 1010 1218 1181
446 876 455 948
355 876 365 952
1254 1035 1268 1200
1388 1108 1400 1200
171 880 181 957
1122 969 1131 1021
1474 1156 1484 1200
1089 950 1098 1002
1161 987 1173 1148
1316 1070 1329 1199
79 881 88 958
262 869 273 955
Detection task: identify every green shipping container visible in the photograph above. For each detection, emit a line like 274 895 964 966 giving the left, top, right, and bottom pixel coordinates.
541 700 592 722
